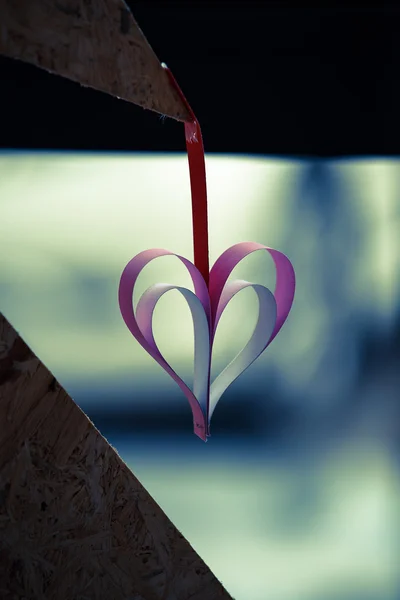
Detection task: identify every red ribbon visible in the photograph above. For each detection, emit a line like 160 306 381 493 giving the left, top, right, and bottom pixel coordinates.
163 64 210 288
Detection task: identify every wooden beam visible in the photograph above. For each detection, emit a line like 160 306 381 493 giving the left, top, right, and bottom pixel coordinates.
0 0 191 121
0 313 233 599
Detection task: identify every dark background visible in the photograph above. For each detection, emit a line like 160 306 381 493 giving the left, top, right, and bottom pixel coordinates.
1 0 399 156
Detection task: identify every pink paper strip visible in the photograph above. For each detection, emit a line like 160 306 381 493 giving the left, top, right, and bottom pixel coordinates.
119 243 295 441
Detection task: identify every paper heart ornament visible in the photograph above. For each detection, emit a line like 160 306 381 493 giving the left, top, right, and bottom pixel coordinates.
119 242 294 441
118 64 296 441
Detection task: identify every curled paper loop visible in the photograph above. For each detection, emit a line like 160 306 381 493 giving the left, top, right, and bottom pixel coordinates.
136 284 210 423
118 242 295 441
119 248 210 440
208 279 277 421
209 242 296 343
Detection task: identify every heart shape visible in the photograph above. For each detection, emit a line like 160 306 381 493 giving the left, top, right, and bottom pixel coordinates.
119 241 295 441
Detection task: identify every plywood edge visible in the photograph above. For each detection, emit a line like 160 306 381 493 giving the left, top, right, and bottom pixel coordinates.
0 0 191 121
0 312 232 599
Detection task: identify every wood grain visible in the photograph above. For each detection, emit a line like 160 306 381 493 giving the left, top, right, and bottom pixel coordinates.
0 312 233 599
0 0 191 121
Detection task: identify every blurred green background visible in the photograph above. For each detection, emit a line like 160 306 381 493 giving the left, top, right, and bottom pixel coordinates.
0 152 399 600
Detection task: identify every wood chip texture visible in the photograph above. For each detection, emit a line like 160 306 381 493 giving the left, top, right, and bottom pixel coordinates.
0 313 233 599
0 0 191 120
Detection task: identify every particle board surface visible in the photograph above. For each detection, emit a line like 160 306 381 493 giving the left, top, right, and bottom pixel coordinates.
0 313 233 599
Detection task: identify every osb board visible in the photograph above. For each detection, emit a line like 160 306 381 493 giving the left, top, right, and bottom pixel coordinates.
0 313 233 599
0 0 190 121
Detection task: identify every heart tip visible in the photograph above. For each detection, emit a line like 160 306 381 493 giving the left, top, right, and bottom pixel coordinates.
193 422 207 442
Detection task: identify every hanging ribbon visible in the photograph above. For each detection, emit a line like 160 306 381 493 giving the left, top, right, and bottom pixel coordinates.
119 64 296 441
